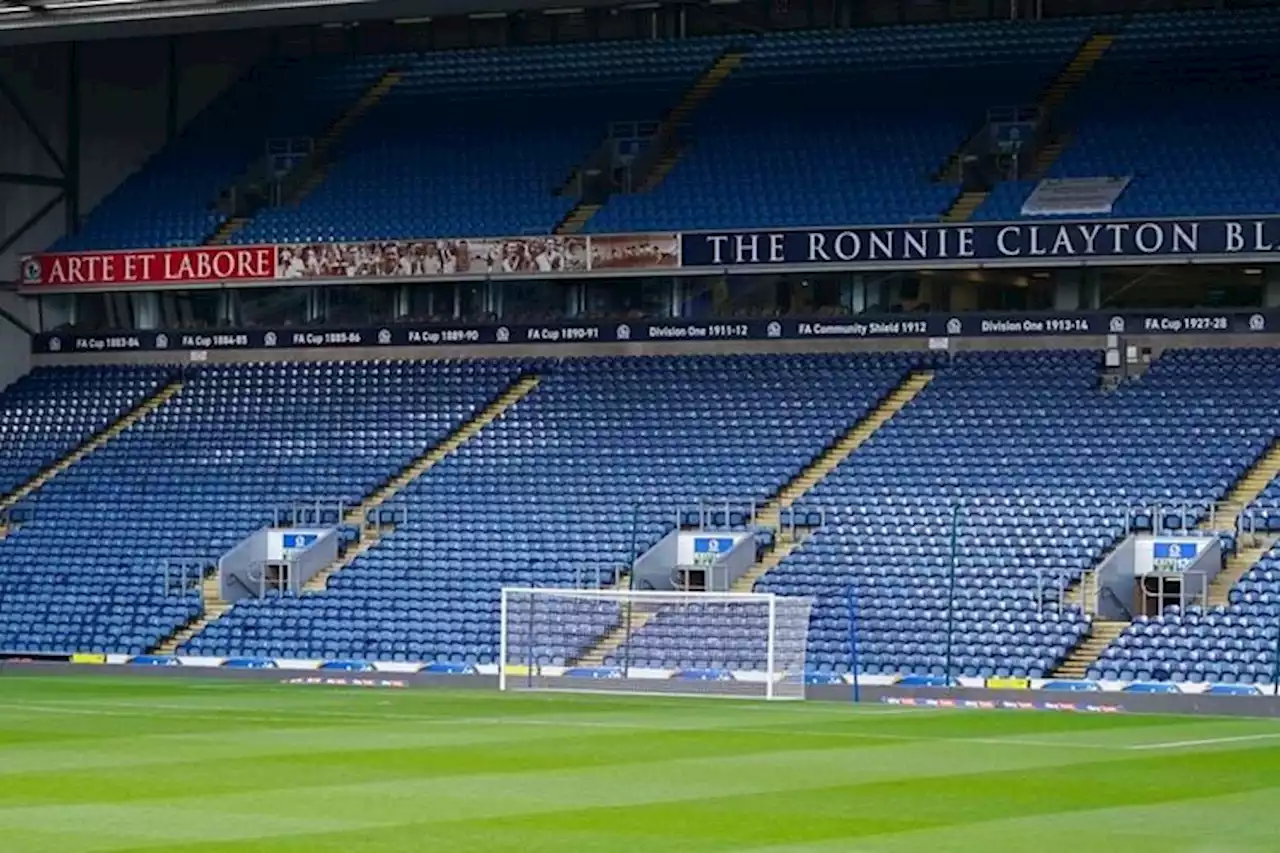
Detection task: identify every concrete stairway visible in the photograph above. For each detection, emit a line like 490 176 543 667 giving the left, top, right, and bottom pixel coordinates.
636 143 684 193
568 530 821 667
1024 34 1115 175
553 202 603 235
351 375 540 521
1028 132 1071 179
755 371 934 531
662 48 747 129
1018 35 1111 174
631 48 747 193
295 374 540 594
1207 539 1277 608
206 67 405 245
568 535 808 667
572 607 656 668
305 374 539 593
0 378 183 513
1061 568 1100 616
304 374 541 592
206 216 252 246
302 528 384 594
729 532 808 594
570 373 931 667
152 374 541 653
152 574 229 654
554 47 747 233
1201 438 1280 534
1038 33 1115 114
941 190 988 223
934 32 1113 215
1052 619 1128 679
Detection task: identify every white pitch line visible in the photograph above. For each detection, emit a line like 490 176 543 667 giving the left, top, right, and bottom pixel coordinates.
1127 732 1280 751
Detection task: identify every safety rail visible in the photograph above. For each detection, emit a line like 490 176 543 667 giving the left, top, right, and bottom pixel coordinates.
679 497 827 536
271 499 410 537
1032 567 1089 615
0 501 36 528
1100 585 1133 622
161 558 217 596
271 500 352 529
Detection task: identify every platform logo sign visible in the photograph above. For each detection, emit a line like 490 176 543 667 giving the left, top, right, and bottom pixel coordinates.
281 532 319 559
1152 540 1199 572
692 536 735 566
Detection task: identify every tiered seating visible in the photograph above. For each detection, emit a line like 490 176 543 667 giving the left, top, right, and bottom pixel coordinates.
0 361 520 655
756 349 1280 679
0 366 170 496
975 8 1280 221
230 40 735 243
1094 595 1279 685
52 57 393 251
608 601 807 672
1093 538 1280 684
6 348 1280 681
46 9 1280 249
586 20 1093 233
185 354 916 663
58 19 1107 249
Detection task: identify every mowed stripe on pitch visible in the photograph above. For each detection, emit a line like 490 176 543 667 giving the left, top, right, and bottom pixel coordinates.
0 681 1278 852
0 723 1226 849
28 732 1280 853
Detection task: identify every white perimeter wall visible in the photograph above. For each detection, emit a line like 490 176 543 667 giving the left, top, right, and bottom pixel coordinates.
0 31 273 283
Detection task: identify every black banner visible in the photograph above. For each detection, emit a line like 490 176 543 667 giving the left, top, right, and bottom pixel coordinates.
31 309 1279 355
681 217 1280 268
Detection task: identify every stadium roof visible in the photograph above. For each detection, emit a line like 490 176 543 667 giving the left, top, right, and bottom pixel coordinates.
0 0 620 45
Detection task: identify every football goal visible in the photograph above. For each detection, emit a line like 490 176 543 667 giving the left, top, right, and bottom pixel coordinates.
498 587 813 700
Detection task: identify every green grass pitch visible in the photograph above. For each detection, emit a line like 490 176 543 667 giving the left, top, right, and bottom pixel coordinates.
1 677 1279 852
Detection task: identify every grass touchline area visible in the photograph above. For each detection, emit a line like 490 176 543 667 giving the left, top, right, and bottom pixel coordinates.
0 676 1277 852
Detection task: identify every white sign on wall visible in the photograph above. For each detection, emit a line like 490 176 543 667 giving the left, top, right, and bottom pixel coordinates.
1133 535 1211 575
1021 176 1131 217
676 531 750 565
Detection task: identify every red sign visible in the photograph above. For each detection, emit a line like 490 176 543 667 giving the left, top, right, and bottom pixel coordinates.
21 246 277 288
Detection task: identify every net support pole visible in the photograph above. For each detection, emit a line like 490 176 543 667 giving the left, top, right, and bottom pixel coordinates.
944 502 959 687
848 583 861 703
525 580 536 690
498 588 509 692
626 502 640 588
1272 600 1280 696
766 593 777 700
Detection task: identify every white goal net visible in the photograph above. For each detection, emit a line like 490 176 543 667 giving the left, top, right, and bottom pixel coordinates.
499 588 813 700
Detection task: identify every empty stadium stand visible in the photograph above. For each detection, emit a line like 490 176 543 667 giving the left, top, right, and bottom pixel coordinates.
49 16 1128 250
1091 536 1280 684
207 67 408 245
0 367 178 504
755 348 1280 678
181 353 917 662
41 6 1280 249
571 369 934 670
975 8 1280 221
53 58 397 252
0 360 523 655
230 39 739 244
586 20 1097 233
1 346 1280 684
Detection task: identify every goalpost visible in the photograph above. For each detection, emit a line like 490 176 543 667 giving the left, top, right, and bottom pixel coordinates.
498 587 813 700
